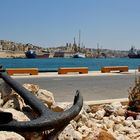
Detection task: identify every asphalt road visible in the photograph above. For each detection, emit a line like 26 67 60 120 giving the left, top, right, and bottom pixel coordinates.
6 74 137 102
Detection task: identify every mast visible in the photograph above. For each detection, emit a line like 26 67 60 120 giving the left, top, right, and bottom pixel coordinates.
78 30 81 48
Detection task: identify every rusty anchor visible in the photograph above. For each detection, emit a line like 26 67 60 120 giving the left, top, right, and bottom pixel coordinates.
0 72 83 137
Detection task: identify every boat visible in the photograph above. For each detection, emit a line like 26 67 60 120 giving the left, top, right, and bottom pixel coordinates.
73 53 86 58
25 49 50 58
53 51 64 57
128 47 140 58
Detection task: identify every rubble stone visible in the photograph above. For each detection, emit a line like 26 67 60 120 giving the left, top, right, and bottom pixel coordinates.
23 84 39 94
36 89 55 107
0 131 25 140
1 83 140 140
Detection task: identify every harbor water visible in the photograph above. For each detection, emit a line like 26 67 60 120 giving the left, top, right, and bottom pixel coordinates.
0 58 140 71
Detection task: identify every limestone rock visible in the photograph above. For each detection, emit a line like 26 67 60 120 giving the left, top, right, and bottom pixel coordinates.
0 131 25 140
78 125 92 138
85 120 97 128
128 132 140 140
110 115 125 124
0 82 12 98
126 116 134 121
104 102 122 116
51 102 65 112
121 126 138 134
0 108 30 121
2 93 25 110
36 89 55 107
123 120 132 127
97 130 116 140
116 108 126 116
111 102 122 109
113 124 124 132
0 98 3 107
58 124 82 140
103 117 114 129
82 103 91 113
23 84 39 94
90 105 104 113
70 120 77 130
136 114 140 120
117 134 131 140
133 120 140 128
94 109 106 120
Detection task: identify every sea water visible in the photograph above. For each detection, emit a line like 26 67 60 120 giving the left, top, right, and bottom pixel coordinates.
0 58 140 71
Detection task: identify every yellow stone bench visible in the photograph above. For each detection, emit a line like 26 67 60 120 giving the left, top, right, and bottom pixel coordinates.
101 66 129 73
58 67 88 74
6 68 38 75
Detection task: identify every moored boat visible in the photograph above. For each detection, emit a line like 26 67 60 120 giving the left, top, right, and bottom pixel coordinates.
53 51 64 57
73 53 86 58
128 47 140 58
25 49 50 58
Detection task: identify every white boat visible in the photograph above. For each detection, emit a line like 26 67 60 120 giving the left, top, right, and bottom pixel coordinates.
73 53 86 58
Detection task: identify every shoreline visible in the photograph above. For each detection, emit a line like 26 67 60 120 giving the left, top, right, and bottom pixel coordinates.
0 51 25 58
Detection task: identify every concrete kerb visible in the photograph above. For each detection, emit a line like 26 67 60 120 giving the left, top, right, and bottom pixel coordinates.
56 98 129 107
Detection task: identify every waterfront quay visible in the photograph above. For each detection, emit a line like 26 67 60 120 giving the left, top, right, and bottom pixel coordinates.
7 70 138 102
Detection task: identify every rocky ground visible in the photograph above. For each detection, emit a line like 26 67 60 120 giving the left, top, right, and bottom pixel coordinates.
0 82 140 140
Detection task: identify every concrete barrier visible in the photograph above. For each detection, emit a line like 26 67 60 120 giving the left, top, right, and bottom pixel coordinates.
138 67 140 72
101 66 129 73
6 68 38 75
58 67 88 74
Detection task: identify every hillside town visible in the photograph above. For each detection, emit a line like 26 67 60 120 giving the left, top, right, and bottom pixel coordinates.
0 40 128 58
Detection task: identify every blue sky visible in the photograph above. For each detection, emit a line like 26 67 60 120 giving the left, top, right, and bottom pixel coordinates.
0 0 140 50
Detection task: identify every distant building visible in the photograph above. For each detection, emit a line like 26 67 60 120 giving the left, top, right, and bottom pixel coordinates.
64 52 74 58
0 44 2 51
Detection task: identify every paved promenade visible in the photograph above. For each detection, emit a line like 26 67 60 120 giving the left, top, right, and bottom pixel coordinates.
6 69 138 102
